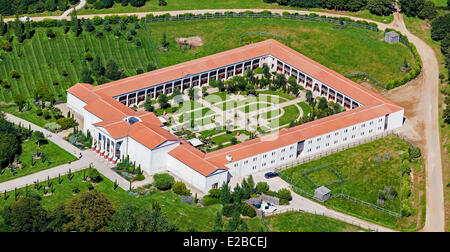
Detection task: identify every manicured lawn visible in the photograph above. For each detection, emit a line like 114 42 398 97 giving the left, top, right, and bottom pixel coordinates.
0 140 77 183
257 90 296 100
268 104 300 128
212 130 250 145
298 102 312 116
280 136 425 230
257 108 281 120
431 0 448 7
266 212 364 232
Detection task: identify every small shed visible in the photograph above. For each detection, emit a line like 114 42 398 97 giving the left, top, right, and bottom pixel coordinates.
314 186 331 202
188 138 203 147
385 31 400 44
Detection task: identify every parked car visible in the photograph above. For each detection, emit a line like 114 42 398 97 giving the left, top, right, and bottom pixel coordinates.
19 16 32 22
264 172 279 179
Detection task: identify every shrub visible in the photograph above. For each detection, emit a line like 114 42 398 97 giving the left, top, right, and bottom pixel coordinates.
256 182 269 194
222 203 238 217
208 188 221 198
135 174 145 181
56 117 77 130
202 195 220 206
88 169 103 183
241 203 256 217
277 188 292 204
153 173 175 190
45 122 62 131
10 70 20 79
172 181 191 196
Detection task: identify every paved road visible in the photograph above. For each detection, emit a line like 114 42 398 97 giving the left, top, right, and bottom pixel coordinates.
2 113 131 191
1 7 443 231
60 0 87 19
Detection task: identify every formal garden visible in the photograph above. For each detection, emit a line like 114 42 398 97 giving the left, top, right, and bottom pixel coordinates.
280 135 426 231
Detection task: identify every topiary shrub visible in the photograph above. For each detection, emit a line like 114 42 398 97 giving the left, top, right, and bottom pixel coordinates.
208 188 221 199
172 181 190 196
135 174 145 181
153 173 174 190
256 182 269 194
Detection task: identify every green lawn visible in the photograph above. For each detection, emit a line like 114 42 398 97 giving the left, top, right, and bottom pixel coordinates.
268 104 300 128
280 136 425 230
298 102 312 116
77 1 393 24
239 102 272 113
257 108 281 120
0 140 77 183
266 212 364 232
0 104 57 129
212 130 250 145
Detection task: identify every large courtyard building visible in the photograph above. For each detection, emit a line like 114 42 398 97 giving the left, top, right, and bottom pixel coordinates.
67 39 404 193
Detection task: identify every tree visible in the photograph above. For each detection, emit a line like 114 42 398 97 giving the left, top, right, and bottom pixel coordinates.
0 132 20 167
217 79 225 92
288 0 318 8
219 183 232 204
431 13 450 41
2 196 48 232
256 182 269 194
109 203 176 232
306 90 313 104
63 191 115 232
102 0 114 8
80 64 94 84
366 0 394 16
72 17 82 37
143 98 154 111
212 211 223 232
130 0 146 7
147 62 157 71
441 33 450 56
158 93 170 109
399 0 425 17
159 0 167 6
418 1 437 20
105 59 122 80
84 19 95 32
188 87 195 101
91 56 105 77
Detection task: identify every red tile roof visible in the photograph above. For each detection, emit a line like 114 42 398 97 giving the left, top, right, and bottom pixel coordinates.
67 39 403 177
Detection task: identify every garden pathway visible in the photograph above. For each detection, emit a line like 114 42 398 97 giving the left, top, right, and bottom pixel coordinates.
1 113 131 191
60 0 87 19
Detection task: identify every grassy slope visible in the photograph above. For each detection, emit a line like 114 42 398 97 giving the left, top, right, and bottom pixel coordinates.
403 14 450 232
266 212 364 232
0 24 155 102
149 18 414 84
77 1 394 24
280 136 425 230
0 18 414 103
0 140 77 183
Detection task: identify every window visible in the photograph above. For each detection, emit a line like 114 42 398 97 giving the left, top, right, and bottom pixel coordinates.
326 143 330 147
272 152 275 156
335 132 339 136
252 166 256 170
352 126 356 131
370 121 374 125
344 129 348 133
327 135 330 139
352 135 355 139
212 183 218 189
290 146 294 150
244 160 248 164
334 140 338 144
369 129 373 133
271 160 275 164
316 146 320 150
362 124 365 128
361 132 365 136
289 154 293 158
253 157 257 161
263 154 267 158
308 140 313 144
317 138 321 141
234 163 238 167
280 157 285 161
281 149 285 153
343 137 347 141
262 163 266 167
